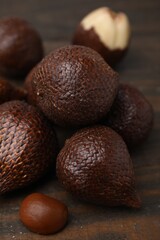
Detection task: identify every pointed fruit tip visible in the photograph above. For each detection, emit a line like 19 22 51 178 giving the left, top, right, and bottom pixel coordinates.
124 191 142 209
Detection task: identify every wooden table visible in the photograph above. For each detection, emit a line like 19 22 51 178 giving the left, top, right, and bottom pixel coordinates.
0 0 160 239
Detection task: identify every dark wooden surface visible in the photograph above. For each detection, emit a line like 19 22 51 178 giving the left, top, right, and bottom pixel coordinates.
0 0 160 239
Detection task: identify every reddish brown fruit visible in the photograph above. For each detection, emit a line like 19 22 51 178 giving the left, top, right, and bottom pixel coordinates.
0 101 57 194
0 78 27 104
20 193 68 235
0 17 43 77
73 25 128 66
26 45 119 127
104 84 153 147
72 7 131 66
57 126 141 208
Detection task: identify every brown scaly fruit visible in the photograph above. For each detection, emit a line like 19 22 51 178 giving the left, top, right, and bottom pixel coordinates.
26 45 119 127
0 100 58 194
72 7 131 66
103 83 153 147
56 126 141 208
0 17 43 77
0 78 27 104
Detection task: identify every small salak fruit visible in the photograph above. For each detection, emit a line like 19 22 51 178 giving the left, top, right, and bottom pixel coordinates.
0 17 43 77
0 100 57 194
57 126 141 208
104 84 153 147
25 45 119 127
72 7 131 66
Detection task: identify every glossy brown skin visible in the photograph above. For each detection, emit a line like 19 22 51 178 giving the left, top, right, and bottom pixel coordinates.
27 45 119 127
72 25 128 67
0 101 58 194
0 78 27 104
20 193 68 235
57 126 141 208
104 84 154 147
0 17 44 77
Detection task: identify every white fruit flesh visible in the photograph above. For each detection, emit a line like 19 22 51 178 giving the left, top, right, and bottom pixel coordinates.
81 7 131 50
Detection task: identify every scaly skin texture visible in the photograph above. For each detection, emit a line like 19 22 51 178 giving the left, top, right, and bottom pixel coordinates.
0 17 43 77
104 84 154 147
0 101 58 194
0 78 27 104
57 126 141 208
26 45 119 127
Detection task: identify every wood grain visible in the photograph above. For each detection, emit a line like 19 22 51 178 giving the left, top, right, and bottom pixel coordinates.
0 0 160 239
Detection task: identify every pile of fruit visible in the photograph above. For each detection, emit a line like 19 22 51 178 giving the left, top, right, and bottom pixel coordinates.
0 7 153 235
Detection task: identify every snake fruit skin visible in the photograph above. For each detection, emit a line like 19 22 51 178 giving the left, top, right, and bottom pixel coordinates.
0 17 43 77
0 100 57 194
26 45 119 127
57 126 141 208
0 78 26 104
105 84 153 147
